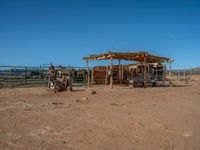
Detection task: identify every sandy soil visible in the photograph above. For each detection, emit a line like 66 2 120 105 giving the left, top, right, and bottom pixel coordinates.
0 78 200 150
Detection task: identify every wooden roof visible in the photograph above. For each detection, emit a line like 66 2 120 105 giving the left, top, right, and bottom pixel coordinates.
83 51 173 63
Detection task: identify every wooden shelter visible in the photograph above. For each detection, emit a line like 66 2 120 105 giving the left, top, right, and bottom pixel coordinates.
83 51 173 88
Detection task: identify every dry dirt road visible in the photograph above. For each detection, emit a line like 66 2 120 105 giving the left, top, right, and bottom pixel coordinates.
0 79 200 150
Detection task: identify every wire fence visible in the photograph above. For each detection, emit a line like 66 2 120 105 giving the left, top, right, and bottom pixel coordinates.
169 68 200 81
0 65 199 88
0 65 89 88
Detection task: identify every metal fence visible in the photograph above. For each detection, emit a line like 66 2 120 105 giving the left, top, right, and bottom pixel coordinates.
0 65 89 88
169 68 200 81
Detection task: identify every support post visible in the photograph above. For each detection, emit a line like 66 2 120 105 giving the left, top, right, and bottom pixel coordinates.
169 61 172 87
105 66 108 85
86 60 90 88
144 57 148 88
25 67 27 85
110 57 113 89
121 65 124 83
156 65 158 80
177 71 178 81
118 60 122 84
178 70 180 81
91 67 94 86
184 69 186 82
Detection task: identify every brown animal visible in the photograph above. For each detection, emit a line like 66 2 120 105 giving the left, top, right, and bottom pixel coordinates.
50 76 72 92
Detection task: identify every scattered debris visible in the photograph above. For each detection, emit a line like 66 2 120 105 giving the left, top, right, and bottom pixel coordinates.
91 90 97 94
82 97 88 100
52 102 64 105
110 103 124 106
52 102 71 108
65 104 71 108
24 108 31 111
74 99 81 103
110 103 119 106
74 97 89 103
63 140 66 144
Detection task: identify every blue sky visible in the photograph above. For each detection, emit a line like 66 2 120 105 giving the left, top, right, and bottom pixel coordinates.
0 0 199 69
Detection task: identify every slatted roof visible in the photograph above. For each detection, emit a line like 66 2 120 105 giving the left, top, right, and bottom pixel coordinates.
83 51 173 63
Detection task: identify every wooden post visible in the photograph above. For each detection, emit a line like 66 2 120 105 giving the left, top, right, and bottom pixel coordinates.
118 60 122 84
177 72 178 81
25 67 27 85
162 64 166 85
184 69 186 82
105 66 108 85
121 65 124 83
110 57 113 89
169 61 172 87
189 68 192 81
144 57 148 88
91 67 94 86
86 60 90 88
178 70 180 81
156 65 158 80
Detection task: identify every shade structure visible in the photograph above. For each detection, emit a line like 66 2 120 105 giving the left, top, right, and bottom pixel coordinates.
83 51 173 88
83 51 173 63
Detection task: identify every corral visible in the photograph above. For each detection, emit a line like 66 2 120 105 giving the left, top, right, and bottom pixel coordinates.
0 65 89 88
0 77 200 150
0 52 199 150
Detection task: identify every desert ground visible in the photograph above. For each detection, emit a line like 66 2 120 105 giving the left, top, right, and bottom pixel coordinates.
0 76 200 150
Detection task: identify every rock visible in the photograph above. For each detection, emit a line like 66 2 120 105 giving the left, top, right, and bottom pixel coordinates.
110 103 118 106
65 104 71 108
82 97 88 100
24 108 31 111
74 99 80 103
63 140 66 144
91 90 97 94
52 102 64 105
74 98 88 103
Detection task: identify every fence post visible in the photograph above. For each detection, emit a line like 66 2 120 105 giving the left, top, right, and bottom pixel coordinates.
25 67 27 85
189 68 192 81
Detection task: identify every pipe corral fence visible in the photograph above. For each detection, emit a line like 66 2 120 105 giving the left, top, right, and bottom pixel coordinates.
0 65 90 88
0 65 199 88
171 69 200 81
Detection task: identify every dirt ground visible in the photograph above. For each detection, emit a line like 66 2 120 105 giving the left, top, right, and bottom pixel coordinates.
0 77 200 150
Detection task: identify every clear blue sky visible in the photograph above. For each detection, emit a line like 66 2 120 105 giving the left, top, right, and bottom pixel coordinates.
0 0 199 69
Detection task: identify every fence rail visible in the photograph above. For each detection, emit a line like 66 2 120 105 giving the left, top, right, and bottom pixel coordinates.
0 65 90 88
